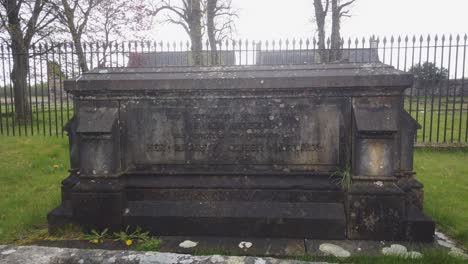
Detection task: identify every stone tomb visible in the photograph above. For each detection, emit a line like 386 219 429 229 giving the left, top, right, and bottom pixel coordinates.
48 64 435 241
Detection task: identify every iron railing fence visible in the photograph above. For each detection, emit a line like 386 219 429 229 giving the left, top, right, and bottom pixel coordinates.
0 34 467 144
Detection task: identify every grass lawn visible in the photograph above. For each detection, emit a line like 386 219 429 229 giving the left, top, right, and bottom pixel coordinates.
0 136 467 263
0 136 69 243
415 148 468 248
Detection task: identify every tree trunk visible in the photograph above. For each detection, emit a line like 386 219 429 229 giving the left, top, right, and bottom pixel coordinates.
11 46 31 121
72 35 89 72
313 0 329 63
206 0 219 65
190 0 203 65
330 0 342 62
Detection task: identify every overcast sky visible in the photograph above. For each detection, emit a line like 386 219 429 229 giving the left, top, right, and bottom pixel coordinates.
153 0 468 41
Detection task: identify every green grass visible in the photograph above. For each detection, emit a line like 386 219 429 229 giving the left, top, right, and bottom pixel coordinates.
0 136 467 263
0 136 69 243
134 238 162 251
415 148 468 248
405 96 468 143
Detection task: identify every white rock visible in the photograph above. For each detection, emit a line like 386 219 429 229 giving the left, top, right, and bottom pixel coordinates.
382 244 407 257
178 240 198 248
1 249 16 255
435 230 448 240
437 240 456 249
319 243 351 258
406 251 423 259
374 181 384 187
238 241 253 249
448 248 468 260
382 245 423 259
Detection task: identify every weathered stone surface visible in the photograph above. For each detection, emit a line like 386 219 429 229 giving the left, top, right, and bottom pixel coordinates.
0 246 322 264
157 236 306 257
347 182 406 240
48 63 434 241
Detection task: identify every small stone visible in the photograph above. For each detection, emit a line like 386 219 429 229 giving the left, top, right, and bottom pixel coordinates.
451 248 464 254
382 244 407 257
319 243 351 258
448 249 468 260
437 240 456 249
1 249 16 255
374 181 384 187
406 251 423 259
179 240 198 248
435 230 449 240
238 241 253 249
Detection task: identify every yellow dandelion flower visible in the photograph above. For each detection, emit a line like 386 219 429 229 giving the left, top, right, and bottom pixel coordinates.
92 239 99 244
53 164 59 169
126 239 133 246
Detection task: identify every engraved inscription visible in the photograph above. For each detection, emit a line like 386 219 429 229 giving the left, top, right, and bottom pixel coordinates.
145 143 323 153
125 97 344 169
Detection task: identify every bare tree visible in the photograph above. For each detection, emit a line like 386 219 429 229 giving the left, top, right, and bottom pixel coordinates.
313 0 329 62
88 0 163 67
159 0 204 65
0 0 57 120
51 0 101 72
312 0 355 62
206 0 237 65
330 0 354 61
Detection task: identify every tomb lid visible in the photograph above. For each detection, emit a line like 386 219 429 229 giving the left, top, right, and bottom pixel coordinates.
65 63 413 94
76 107 118 134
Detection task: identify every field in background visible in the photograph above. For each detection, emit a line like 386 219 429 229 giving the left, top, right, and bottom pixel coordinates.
0 105 73 137
406 96 468 143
